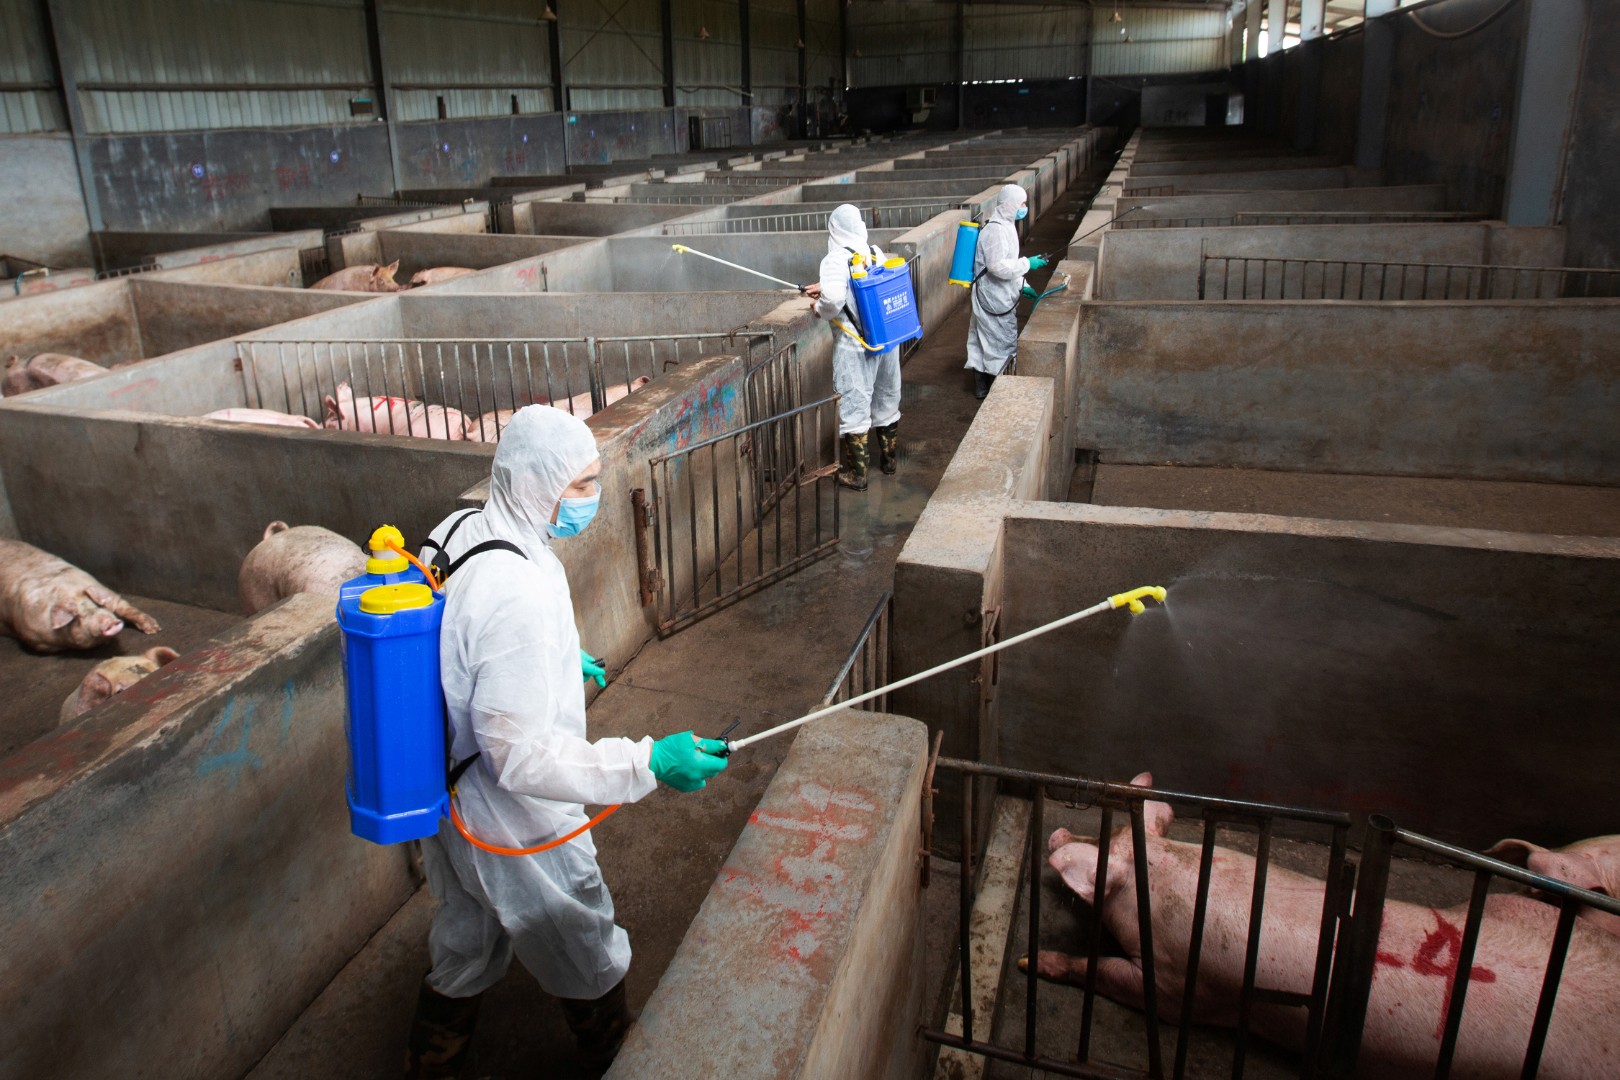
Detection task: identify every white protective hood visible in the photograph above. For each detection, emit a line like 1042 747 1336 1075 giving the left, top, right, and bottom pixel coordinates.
827 203 869 256
484 403 600 555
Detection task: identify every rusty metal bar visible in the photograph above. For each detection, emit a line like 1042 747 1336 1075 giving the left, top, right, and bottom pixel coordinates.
631 488 658 607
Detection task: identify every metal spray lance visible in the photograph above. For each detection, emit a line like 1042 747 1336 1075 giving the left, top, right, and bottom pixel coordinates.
709 586 1168 756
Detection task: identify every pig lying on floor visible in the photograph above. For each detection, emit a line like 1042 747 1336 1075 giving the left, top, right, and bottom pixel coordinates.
322 381 469 440
1030 773 1620 1080
4 353 106 396
0 540 161 652
1486 834 1620 940
203 407 321 429
309 261 405 292
239 521 368 615
465 377 651 441
60 646 180 722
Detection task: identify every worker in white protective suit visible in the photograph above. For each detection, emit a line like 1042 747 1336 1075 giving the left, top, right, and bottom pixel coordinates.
403 405 728 1079
965 184 1048 400
803 203 902 490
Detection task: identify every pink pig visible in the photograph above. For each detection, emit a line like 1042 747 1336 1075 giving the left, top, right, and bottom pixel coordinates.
464 378 652 442
238 521 368 615
3 353 106 397
0 540 160 653
408 266 478 286
1033 773 1620 1079
309 261 405 292
59 646 181 722
322 381 469 440
1486 834 1620 940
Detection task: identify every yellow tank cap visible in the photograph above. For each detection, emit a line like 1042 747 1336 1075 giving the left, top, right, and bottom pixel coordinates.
368 525 405 553
959 221 981 229
882 257 905 269
850 269 867 279
360 582 434 615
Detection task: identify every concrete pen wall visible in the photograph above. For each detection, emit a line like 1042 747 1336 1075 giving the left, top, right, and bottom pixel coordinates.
1070 299 1620 485
1113 184 1450 222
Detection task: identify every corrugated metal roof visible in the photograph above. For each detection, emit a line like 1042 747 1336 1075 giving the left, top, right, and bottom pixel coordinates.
966 4 1088 82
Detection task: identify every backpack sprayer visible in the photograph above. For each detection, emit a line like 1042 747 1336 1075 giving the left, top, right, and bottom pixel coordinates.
338 531 1165 853
949 204 1142 297
670 242 922 354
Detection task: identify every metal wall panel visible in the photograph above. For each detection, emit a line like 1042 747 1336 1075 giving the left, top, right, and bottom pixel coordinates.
0 0 64 133
847 1 955 87
672 0 744 108
562 0 665 105
751 0 800 103
804 0 840 91
1089 3 1226 76
383 1 554 121
964 4 1088 82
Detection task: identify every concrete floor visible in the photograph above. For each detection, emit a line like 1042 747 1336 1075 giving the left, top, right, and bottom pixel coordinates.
0 595 242 759
245 175 1104 1080
1084 465 1620 537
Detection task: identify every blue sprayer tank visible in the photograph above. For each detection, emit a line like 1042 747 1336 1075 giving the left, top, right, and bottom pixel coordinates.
847 256 923 353
336 525 449 845
948 221 980 287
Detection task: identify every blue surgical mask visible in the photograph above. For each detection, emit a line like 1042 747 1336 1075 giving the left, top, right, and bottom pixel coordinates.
548 492 600 538
1015 207 1028 221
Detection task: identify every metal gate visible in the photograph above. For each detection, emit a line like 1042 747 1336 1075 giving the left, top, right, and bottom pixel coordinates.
634 344 842 635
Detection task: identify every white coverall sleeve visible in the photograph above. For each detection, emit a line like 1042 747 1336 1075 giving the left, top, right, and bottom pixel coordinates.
981 223 1029 281
465 602 657 807
814 251 849 321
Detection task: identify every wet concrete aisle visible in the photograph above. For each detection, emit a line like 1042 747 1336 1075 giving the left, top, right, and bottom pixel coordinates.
246 175 1103 1080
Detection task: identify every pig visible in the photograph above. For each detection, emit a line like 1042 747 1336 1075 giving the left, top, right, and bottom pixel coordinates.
3 352 106 396
239 521 368 615
1486 835 1620 939
464 377 653 441
202 407 321 430
408 266 478 286
309 261 405 292
0 540 161 653
59 646 180 722
321 381 469 440
1030 773 1620 1079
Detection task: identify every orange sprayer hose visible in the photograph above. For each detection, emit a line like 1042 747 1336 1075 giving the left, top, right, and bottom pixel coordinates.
386 540 623 855
450 798 622 856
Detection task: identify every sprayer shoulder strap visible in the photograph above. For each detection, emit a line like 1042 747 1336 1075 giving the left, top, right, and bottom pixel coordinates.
442 534 529 793
422 508 482 579
443 539 526 579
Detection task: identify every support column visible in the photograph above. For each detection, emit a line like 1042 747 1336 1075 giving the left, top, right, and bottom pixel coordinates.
1244 0 1262 63
796 0 808 137
660 0 675 109
1354 0 1398 169
1504 0 1589 224
361 0 403 196
548 0 566 114
39 0 103 231
956 0 967 130
1294 0 1324 150
1267 0 1286 55
738 0 751 107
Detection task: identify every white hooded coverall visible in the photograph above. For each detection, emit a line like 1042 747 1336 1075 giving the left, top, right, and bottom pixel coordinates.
965 184 1031 377
418 404 658 1002
816 203 902 437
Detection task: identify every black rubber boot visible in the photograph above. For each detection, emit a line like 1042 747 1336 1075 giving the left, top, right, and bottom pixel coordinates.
560 977 636 1070
875 422 899 475
837 432 870 491
973 371 993 400
403 982 482 1080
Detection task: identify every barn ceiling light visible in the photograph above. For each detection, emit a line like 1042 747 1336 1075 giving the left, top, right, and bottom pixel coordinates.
539 3 557 21
698 25 710 38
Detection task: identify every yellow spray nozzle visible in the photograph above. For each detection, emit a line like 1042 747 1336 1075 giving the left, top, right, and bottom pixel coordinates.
672 244 689 253
1109 585 1168 616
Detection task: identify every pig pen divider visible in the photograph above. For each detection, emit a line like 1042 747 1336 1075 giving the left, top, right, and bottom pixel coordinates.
1196 251 1620 302
919 758 1620 1080
234 332 775 437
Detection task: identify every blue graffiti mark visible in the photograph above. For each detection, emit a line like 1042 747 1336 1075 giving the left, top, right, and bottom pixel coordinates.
196 697 264 787
277 680 296 747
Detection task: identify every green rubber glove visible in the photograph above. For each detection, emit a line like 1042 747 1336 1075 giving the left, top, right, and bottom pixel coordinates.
649 731 729 792
1027 255 1049 271
580 649 606 688
1020 285 1039 300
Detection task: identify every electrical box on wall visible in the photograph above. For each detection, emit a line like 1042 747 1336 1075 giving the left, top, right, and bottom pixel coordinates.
906 87 937 111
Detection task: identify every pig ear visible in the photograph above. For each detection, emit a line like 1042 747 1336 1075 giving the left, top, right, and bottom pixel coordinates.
383 260 400 275
145 646 181 666
1483 838 1545 867
1525 851 1607 894
1049 840 1104 903
323 395 339 421
49 604 78 630
1127 771 1174 837
263 520 289 541
80 670 116 706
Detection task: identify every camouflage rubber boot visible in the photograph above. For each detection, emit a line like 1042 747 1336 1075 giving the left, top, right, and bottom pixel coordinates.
403 982 482 1080
875 422 899 475
837 432 869 491
560 977 636 1070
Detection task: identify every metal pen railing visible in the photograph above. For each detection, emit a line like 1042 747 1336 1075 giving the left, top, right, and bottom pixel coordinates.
611 192 743 205
234 331 771 439
923 759 1353 1080
821 591 892 709
643 391 841 634
1115 210 1484 231
1199 253 1620 300
1324 818 1620 1079
94 262 160 280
